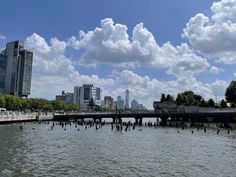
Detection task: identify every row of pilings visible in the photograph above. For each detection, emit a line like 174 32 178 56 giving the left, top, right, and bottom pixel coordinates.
16 118 234 137
71 116 146 126
54 114 234 128
73 116 166 126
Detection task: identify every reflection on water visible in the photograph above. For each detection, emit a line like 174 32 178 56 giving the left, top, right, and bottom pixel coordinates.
0 121 236 177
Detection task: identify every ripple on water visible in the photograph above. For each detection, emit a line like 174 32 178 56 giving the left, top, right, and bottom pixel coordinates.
0 123 236 177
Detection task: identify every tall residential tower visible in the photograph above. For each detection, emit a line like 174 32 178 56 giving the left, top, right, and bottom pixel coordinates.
0 41 33 97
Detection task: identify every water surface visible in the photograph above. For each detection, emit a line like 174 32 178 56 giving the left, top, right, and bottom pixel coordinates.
0 122 236 177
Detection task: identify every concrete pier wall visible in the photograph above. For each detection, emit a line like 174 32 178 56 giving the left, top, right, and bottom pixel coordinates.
0 112 53 123
37 112 54 121
0 112 37 123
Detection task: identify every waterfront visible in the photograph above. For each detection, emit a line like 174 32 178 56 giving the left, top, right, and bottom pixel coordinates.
0 122 236 177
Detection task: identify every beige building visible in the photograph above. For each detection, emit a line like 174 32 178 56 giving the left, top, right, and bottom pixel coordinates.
103 96 114 110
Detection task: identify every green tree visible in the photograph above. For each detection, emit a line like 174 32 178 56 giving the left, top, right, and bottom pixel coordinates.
21 98 32 110
42 101 53 111
51 100 63 110
166 94 174 102
0 95 6 108
225 81 236 104
160 94 166 102
175 93 183 104
183 96 190 105
175 91 202 106
194 94 202 102
15 97 23 110
220 99 227 108
5 95 18 110
200 99 209 107
208 98 215 107
68 104 80 111
95 106 109 112
0 94 83 112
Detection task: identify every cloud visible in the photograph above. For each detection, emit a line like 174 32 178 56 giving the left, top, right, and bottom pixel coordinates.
26 33 71 76
23 13 230 108
25 33 114 99
205 80 228 101
183 0 236 64
68 18 209 78
110 70 228 108
209 66 220 74
0 35 6 40
164 43 209 78
24 33 225 108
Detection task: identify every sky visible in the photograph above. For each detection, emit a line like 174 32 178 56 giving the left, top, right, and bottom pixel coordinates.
0 0 236 108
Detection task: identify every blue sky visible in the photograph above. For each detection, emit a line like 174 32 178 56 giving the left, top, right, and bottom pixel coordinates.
1 0 235 108
1 0 213 44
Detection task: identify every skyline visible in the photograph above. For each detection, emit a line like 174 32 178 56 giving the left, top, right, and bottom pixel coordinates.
0 0 235 108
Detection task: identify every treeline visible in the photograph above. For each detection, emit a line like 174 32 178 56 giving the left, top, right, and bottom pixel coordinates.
0 94 80 111
160 91 228 108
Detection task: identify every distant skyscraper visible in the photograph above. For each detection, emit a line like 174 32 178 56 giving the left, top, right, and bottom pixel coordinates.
73 84 101 106
0 41 33 97
125 88 129 109
131 99 147 110
117 96 124 110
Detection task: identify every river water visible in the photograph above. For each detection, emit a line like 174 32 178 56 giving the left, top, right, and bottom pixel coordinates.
0 121 236 177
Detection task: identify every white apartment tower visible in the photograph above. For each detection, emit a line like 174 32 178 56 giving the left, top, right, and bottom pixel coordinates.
74 84 101 106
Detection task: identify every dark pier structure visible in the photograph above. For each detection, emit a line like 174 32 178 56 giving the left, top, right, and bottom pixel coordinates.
54 112 236 127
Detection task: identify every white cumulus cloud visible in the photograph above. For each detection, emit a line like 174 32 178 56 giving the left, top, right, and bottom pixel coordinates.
110 70 228 108
25 33 114 99
23 14 231 108
68 18 210 78
23 32 228 108
209 66 221 74
183 0 236 64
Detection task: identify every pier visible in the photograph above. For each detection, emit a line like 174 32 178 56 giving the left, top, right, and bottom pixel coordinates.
1 110 236 127
54 111 236 127
0 112 53 124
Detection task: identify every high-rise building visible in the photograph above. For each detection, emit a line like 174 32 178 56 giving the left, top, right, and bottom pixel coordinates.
131 99 147 111
103 96 114 110
0 41 33 97
125 88 129 109
117 96 124 110
73 84 101 106
0 54 7 93
131 99 139 110
73 86 81 104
